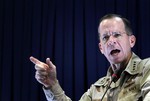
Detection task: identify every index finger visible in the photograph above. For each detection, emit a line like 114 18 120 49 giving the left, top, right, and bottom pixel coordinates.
29 56 41 65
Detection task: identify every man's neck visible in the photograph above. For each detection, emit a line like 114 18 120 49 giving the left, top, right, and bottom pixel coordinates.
111 52 133 72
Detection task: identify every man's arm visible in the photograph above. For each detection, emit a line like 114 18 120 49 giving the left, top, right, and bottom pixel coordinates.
142 81 150 101
43 81 71 101
140 58 150 101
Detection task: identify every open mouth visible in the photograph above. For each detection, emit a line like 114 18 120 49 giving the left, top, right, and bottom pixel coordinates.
110 49 120 55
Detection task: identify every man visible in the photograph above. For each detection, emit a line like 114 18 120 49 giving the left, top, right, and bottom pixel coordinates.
30 14 150 101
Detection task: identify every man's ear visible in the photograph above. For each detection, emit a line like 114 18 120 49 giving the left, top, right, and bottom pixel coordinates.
129 35 136 48
98 43 104 54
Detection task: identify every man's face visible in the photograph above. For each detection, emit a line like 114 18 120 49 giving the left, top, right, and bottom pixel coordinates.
98 17 136 64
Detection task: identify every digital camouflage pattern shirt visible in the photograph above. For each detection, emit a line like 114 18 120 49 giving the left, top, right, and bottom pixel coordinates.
43 53 150 101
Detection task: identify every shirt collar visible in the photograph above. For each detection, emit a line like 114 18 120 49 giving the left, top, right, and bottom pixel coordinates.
124 52 141 75
107 52 142 76
94 52 142 87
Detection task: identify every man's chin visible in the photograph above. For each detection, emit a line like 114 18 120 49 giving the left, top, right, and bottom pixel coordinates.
110 58 123 64
109 54 123 63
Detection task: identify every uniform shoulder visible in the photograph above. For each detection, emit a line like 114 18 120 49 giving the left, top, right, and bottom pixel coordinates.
94 76 110 86
139 57 150 68
138 57 150 75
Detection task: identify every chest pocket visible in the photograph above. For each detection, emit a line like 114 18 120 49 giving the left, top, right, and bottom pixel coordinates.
106 73 142 101
117 77 141 101
93 77 111 101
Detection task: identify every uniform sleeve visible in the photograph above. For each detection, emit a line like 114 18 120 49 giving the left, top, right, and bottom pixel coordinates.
140 59 150 101
141 81 150 101
143 92 150 101
43 83 94 101
43 81 71 101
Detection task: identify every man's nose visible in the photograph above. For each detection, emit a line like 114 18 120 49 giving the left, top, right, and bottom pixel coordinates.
107 36 117 46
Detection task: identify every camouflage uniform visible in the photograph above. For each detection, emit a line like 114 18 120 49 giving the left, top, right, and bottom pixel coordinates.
43 53 150 101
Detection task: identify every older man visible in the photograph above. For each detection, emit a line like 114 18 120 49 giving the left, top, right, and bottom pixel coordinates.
30 14 150 101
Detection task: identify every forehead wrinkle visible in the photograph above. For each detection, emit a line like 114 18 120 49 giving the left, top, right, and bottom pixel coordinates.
99 17 125 35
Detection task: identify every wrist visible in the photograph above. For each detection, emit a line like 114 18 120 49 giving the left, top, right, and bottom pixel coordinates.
44 79 58 89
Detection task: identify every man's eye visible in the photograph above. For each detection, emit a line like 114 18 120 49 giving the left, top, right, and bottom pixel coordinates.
102 36 109 41
114 33 121 37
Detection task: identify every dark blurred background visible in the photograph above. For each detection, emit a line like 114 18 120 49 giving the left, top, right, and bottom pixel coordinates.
0 0 150 101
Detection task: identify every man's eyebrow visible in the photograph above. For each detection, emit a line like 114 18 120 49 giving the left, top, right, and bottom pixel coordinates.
102 33 109 36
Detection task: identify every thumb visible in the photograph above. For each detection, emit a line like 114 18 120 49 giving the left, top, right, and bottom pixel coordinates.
46 58 55 68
